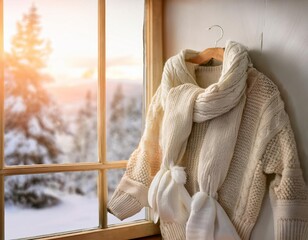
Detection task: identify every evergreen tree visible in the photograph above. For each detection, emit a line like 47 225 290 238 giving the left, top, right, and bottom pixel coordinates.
68 91 97 196
4 5 65 208
107 84 126 161
71 90 97 163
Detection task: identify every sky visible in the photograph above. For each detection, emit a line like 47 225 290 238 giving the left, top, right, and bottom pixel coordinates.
4 0 144 87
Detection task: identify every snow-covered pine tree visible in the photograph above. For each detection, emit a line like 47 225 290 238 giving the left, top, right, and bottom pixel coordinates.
107 84 126 161
4 5 66 208
67 90 98 196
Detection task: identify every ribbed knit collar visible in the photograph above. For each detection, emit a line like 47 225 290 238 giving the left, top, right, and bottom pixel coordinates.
174 41 252 90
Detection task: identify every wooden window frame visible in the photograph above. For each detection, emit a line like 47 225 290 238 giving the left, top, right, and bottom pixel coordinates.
0 0 163 239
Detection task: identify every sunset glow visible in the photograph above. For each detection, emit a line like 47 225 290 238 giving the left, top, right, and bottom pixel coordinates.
4 0 144 86
4 0 98 88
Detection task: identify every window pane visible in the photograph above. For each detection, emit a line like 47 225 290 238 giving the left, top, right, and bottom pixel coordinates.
106 0 144 161
5 171 99 239
107 169 146 225
4 0 98 165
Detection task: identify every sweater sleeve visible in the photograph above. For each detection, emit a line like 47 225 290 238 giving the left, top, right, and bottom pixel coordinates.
261 95 308 239
107 85 164 220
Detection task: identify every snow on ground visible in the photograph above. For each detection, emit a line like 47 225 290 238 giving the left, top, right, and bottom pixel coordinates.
5 195 145 240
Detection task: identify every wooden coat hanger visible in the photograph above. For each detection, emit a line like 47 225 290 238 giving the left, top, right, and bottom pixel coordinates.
186 25 225 65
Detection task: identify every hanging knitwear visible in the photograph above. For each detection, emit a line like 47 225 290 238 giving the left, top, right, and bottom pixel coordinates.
108 41 308 240
148 42 249 239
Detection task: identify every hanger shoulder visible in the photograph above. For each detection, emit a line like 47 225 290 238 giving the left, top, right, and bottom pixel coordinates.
186 47 224 65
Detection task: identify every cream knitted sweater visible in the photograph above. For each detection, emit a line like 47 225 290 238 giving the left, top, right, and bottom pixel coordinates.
108 43 308 240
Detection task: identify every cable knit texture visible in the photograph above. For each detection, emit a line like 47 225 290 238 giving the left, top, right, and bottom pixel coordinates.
107 41 308 240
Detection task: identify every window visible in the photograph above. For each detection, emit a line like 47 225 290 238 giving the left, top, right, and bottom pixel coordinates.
0 0 163 239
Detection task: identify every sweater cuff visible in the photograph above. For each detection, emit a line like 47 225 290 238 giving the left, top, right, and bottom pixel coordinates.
276 219 308 240
107 176 149 220
272 200 308 240
107 190 143 220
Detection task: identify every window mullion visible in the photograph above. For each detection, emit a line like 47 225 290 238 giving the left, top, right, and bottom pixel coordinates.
98 0 107 230
0 0 3 171
99 170 108 228
98 0 106 166
0 176 4 240
1 0 5 238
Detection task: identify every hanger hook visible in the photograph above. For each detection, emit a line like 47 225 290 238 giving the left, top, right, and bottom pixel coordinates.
208 25 224 47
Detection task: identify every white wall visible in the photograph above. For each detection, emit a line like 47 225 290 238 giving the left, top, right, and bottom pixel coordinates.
163 0 308 239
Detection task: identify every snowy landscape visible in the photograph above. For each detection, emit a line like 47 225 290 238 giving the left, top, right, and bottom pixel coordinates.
5 195 145 239
4 2 144 239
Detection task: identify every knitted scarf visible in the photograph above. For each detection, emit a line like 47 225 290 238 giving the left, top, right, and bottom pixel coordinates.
148 41 250 239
